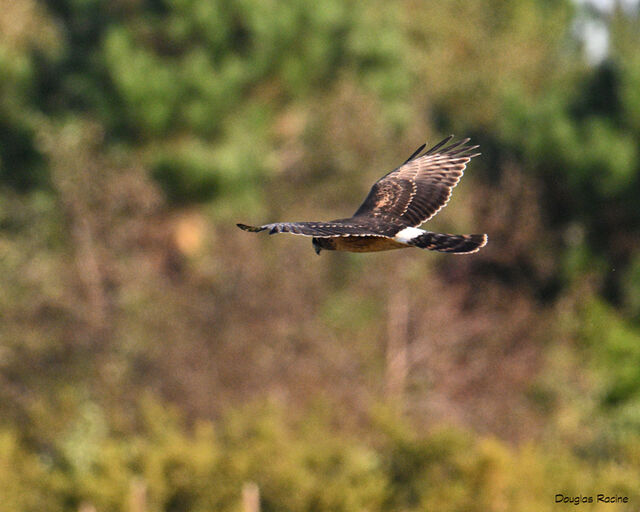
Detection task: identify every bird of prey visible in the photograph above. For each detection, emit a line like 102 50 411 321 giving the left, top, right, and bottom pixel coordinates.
237 136 487 255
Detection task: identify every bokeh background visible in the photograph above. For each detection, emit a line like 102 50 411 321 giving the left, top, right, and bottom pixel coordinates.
1 0 640 510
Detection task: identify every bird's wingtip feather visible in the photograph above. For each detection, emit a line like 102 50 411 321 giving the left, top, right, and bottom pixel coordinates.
237 223 263 232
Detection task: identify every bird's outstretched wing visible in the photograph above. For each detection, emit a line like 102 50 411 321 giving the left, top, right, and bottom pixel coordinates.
237 220 395 238
352 136 480 227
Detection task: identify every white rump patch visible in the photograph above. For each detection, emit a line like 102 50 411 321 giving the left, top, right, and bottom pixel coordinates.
393 226 425 244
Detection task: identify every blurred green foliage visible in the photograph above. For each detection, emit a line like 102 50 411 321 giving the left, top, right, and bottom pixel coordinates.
1 0 640 510
0 399 638 512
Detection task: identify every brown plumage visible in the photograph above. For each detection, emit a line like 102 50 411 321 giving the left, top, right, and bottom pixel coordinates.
237 136 488 255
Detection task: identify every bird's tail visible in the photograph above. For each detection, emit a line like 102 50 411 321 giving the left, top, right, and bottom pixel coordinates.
408 231 488 254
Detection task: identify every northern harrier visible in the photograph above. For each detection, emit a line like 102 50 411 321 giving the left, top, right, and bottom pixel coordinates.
238 136 487 255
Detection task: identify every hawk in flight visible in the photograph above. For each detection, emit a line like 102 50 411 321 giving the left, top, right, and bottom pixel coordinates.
238 136 487 255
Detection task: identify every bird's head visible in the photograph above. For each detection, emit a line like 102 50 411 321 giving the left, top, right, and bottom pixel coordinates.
312 237 336 254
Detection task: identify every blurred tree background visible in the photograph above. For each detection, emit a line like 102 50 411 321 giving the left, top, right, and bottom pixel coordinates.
1 0 640 510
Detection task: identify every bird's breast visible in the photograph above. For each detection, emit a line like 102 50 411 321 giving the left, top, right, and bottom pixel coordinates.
332 236 407 253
